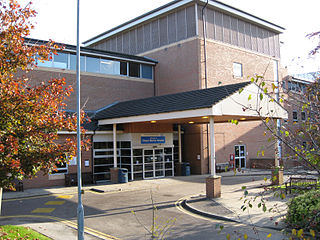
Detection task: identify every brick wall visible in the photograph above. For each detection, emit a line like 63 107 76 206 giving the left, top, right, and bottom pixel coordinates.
22 134 93 189
19 68 154 111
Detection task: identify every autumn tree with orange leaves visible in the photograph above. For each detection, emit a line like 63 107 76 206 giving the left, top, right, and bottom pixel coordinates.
0 0 87 189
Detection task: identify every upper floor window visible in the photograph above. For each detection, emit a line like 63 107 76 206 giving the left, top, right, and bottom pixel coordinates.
36 52 153 80
301 111 306 121
233 62 243 78
292 111 298 122
287 81 307 93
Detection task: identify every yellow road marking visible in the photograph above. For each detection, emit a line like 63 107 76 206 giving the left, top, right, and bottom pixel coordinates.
45 201 66 205
31 208 55 213
0 215 121 240
56 195 73 199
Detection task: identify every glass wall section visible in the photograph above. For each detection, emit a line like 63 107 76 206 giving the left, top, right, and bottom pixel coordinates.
36 51 153 80
100 59 120 75
86 56 100 73
70 54 86 71
53 52 68 68
141 64 153 79
93 141 132 182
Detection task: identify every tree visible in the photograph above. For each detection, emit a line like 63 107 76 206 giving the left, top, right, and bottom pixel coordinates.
0 0 87 190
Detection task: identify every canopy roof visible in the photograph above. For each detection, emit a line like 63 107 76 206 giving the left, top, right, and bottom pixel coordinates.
95 82 288 125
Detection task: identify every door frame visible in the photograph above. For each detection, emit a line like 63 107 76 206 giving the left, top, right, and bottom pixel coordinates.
234 145 246 169
143 148 165 179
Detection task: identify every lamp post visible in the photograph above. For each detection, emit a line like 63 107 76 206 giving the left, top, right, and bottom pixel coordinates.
76 0 84 239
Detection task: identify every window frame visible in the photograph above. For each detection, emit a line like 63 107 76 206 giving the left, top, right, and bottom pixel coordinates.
292 111 298 122
233 62 243 78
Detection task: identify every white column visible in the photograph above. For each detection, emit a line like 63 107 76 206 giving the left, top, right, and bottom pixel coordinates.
113 123 117 168
209 116 216 176
178 124 182 163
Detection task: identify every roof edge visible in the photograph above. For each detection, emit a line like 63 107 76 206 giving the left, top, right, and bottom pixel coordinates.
83 0 284 47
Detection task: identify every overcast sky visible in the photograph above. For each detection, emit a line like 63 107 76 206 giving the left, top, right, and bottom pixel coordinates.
20 0 320 74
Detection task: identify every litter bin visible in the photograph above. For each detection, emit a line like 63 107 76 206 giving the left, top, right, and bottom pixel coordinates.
181 162 191 176
118 168 128 183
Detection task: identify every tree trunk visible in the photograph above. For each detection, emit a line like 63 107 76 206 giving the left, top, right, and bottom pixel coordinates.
0 188 2 215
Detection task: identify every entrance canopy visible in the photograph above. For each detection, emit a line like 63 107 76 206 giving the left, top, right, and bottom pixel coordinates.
94 82 288 125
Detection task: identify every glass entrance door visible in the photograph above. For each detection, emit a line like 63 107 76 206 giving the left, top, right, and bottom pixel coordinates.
235 145 246 168
143 148 164 179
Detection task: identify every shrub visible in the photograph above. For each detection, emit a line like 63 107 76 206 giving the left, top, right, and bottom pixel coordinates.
286 189 320 232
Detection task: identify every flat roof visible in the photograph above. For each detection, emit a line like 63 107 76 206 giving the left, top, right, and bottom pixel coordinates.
24 38 158 65
84 0 285 46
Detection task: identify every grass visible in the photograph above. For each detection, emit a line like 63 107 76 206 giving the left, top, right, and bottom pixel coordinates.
0 225 51 240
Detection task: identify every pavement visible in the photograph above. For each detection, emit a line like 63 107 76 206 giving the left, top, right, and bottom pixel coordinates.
1 169 307 239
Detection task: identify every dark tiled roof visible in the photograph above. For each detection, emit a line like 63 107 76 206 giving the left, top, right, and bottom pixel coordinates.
94 81 251 120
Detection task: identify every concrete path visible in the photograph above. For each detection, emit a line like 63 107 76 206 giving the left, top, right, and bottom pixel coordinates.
2 169 298 239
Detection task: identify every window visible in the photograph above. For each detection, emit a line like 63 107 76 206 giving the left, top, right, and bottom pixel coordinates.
70 54 85 71
141 64 153 79
35 51 153 80
36 53 53 68
293 111 298 122
86 56 100 73
120 62 128 75
233 62 243 77
53 52 68 69
129 62 140 77
301 111 306 121
100 59 120 75
51 161 68 174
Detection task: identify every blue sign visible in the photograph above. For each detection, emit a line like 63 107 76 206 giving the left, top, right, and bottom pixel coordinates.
141 136 165 144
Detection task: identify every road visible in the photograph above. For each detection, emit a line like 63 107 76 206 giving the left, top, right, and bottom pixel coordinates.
1 175 287 239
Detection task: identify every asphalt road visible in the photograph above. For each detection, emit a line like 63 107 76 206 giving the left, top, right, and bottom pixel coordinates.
2 175 286 240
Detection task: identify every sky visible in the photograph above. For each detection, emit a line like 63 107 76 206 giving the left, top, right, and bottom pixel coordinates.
19 0 320 74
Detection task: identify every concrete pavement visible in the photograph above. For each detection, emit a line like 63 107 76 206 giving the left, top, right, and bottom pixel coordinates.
2 169 293 239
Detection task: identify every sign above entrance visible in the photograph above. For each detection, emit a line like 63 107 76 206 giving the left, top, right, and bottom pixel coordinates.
141 136 165 144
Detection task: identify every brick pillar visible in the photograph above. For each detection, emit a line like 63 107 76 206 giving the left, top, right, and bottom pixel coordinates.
206 176 221 198
272 167 284 185
110 168 119 184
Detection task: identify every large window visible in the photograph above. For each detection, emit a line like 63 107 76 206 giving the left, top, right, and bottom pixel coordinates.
36 51 153 80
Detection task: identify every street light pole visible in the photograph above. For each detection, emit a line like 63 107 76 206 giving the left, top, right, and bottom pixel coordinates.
76 0 84 239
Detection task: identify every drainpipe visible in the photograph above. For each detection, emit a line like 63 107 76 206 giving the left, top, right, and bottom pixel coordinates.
201 0 210 174
201 0 209 89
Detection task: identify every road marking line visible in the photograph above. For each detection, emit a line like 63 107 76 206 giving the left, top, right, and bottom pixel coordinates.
45 201 66 205
31 208 55 213
56 195 73 199
0 215 121 240
3 193 76 202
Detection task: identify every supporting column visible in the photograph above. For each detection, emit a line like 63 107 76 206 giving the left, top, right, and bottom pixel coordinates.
206 117 221 198
113 123 117 168
110 123 119 183
178 124 182 163
175 124 184 176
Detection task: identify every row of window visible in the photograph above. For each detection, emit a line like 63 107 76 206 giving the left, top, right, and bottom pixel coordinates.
36 52 153 80
292 111 306 122
284 81 307 93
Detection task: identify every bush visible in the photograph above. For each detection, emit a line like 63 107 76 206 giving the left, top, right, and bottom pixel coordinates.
286 189 320 232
